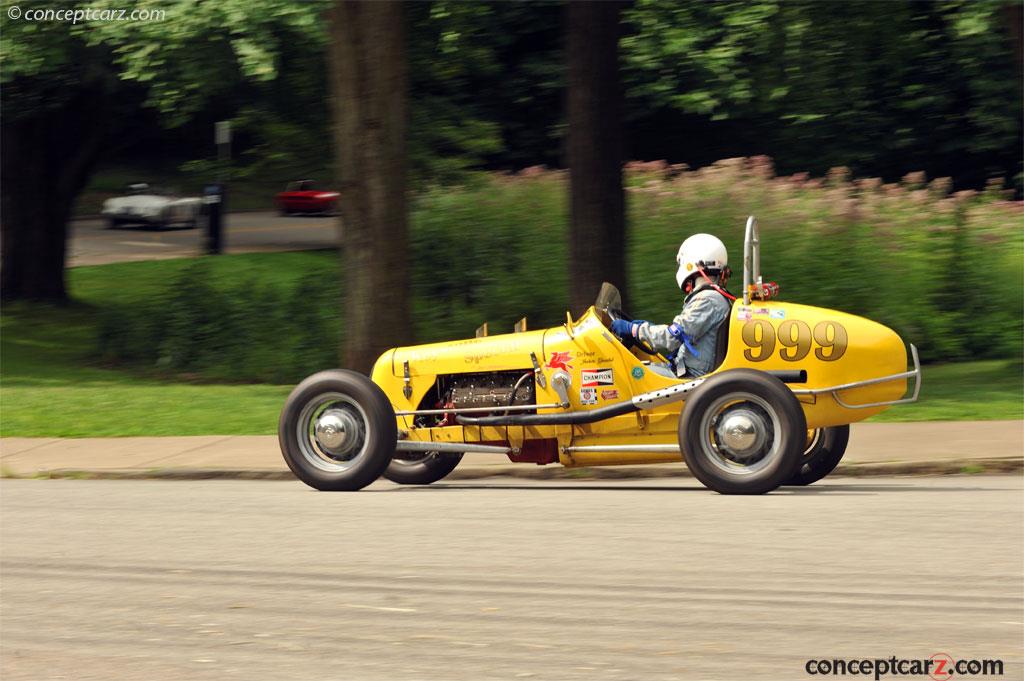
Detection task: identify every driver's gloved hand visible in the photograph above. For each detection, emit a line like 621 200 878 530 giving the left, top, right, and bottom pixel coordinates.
610 319 634 340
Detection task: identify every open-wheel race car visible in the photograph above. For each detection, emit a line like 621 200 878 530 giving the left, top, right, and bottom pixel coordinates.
279 217 920 494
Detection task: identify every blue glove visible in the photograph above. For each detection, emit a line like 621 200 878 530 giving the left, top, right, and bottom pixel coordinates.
610 319 634 340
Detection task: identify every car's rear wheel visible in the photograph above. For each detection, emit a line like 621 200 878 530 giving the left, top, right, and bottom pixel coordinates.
384 451 463 485
784 426 850 486
279 370 397 491
679 369 806 494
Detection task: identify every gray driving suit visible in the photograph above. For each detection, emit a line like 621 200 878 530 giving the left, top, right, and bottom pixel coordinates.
635 282 732 377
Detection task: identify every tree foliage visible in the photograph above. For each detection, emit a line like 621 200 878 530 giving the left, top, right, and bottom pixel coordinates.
622 0 1022 187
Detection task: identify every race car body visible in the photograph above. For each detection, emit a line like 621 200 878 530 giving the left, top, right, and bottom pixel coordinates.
279 217 920 494
102 183 201 229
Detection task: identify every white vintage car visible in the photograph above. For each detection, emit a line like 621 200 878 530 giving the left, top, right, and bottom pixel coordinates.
102 183 202 230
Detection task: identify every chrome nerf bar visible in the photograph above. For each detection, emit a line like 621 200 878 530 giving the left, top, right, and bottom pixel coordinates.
394 440 511 454
791 344 921 409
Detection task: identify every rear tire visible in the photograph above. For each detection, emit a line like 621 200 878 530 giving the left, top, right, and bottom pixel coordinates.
679 369 806 494
784 426 850 486
384 452 463 485
278 369 397 491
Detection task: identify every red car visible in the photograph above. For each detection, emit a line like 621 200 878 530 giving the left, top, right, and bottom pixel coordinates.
276 180 339 215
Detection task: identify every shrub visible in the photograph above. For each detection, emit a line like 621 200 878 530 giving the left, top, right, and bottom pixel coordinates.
97 262 341 383
95 159 1022 381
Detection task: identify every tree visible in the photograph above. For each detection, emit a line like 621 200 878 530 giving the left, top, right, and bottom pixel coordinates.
566 0 627 316
0 24 124 300
327 0 411 372
0 1 325 301
621 0 1022 188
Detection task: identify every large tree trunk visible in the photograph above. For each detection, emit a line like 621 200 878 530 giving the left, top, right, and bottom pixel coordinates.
1 85 106 301
327 0 411 374
566 0 627 316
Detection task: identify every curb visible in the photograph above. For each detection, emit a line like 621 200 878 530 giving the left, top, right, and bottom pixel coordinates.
5 457 1020 482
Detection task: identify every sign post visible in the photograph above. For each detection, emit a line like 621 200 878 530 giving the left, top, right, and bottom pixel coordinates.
205 121 232 255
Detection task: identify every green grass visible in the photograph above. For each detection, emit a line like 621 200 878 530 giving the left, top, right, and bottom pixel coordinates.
869 360 1023 422
1 299 291 437
1 252 337 437
1 251 1020 437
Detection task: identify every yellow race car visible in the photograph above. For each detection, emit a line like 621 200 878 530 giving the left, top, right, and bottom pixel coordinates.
279 217 920 494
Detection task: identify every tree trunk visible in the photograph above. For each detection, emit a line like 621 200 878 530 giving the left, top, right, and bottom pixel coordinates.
566 0 627 316
1 86 106 302
327 0 411 374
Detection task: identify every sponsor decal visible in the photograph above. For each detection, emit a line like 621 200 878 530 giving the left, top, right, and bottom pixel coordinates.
631 366 645 379
737 306 753 321
600 389 619 400
545 351 573 371
579 387 598 405
580 368 614 386
770 309 786 320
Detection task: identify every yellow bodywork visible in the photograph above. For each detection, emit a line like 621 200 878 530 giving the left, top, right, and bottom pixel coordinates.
371 300 910 467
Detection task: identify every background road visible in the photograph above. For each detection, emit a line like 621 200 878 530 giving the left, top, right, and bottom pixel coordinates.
2 476 1021 680
68 212 338 266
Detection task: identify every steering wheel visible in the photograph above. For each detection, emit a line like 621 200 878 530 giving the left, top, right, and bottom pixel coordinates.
606 305 661 358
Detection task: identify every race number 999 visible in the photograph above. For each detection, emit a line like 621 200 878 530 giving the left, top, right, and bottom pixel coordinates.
741 320 847 362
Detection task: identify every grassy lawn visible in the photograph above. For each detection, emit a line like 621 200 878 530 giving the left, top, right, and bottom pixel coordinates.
1 300 291 437
869 360 1022 422
1 252 1020 437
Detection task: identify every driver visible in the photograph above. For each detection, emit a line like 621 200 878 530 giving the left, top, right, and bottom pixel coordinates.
610 234 735 378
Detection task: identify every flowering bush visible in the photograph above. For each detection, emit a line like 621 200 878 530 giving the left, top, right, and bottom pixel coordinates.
414 158 1022 362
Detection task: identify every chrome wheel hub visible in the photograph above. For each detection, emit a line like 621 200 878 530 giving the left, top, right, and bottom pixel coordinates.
314 408 362 458
716 407 769 459
698 392 781 476
297 392 371 471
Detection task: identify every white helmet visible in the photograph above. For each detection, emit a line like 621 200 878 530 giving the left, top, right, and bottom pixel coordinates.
675 233 728 289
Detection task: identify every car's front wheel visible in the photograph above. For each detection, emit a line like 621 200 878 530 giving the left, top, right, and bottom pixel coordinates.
384 451 463 485
279 370 397 491
679 369 806 494
784 426 850 486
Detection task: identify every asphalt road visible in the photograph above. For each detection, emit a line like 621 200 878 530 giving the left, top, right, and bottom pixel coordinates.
2 476 1021 681
68 212 339 266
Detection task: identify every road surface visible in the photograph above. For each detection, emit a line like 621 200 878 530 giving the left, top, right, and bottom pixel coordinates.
68 212 338 267
2 476 1021 680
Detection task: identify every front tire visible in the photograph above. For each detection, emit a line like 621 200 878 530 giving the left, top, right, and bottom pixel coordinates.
679 369 806 494
384 452 463 485
784 426 850 486
278 369 397 491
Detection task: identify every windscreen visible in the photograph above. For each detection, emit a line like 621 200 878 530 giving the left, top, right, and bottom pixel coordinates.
595 282 622 322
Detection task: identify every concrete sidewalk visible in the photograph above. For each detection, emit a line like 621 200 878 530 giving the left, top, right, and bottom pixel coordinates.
1 420 1021 480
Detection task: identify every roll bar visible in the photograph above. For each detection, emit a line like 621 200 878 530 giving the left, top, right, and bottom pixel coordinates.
742 215 759 306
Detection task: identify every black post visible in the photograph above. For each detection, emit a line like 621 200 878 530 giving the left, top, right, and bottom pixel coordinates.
203 183 224 255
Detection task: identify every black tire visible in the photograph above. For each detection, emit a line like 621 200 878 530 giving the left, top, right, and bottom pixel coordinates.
384 452 463 485
278 369 397 491
107 219 119 229
784 425 850 486
679 369 806 494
